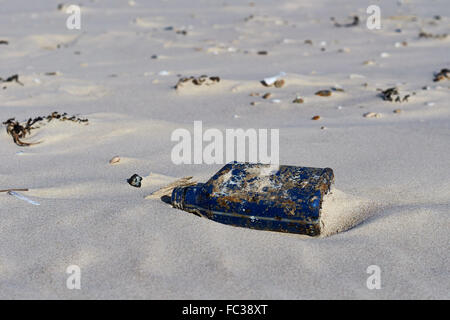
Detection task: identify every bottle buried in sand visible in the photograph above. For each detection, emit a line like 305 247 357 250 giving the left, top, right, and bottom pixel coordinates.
170 162 334 236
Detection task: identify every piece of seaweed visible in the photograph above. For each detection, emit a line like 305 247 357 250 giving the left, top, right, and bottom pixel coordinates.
2 112 88 147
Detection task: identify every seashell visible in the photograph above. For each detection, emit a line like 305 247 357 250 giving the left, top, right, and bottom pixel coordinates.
109 156 120 164
311 115 321 120
261 72 286 86
363 112 382 118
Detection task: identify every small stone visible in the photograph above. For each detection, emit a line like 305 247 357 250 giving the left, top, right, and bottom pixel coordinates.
127 174 143 188
262 93 272 99
311 115 321 120
292 97 304 103
315 90 332 97
274 79 285 88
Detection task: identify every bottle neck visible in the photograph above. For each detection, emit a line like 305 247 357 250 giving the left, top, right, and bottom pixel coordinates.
171 184 205 210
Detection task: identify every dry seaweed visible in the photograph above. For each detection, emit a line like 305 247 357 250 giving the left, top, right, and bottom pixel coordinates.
419 31 447 39
174 75 220 89
378 87 410 102
1 74 23 86
2 112 88 147
433 68 450 82
331 16 359 27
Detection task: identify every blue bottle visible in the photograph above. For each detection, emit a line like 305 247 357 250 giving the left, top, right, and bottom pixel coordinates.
171 162 334 236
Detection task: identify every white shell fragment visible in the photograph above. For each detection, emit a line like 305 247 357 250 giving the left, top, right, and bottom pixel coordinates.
109 156 121 164
261 72 286 86
363 112 382 118
7 191 40 206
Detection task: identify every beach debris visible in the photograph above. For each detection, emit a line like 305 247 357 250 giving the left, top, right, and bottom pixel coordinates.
0 188 29 193
433 68 449 82
262 93 272 99
274 79 285 88
145 176 197 199
271 99 281 104
378 87 410 102
0 40 8 45
331 87 344 92
419 31 447 39
167 162 334 236
363 112 382 118
311 115 321 120
127 174 143 188
350 74 365 79
315 90 332 97
292 96 304 103
2 112 88 147
174 75 220 89
1 74 23 86
331 15 359 27
6 191 40 206
261 72 286 87
395 41 408 48
109 156 121 164
380 52 390 58
158 70 170 76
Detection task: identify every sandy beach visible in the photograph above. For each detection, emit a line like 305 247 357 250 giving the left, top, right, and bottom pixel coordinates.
0 0 449 299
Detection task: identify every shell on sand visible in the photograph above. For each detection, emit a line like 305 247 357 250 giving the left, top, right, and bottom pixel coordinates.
109 156 120 164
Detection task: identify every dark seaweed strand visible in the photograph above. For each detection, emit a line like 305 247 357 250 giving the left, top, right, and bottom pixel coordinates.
2 112 88 147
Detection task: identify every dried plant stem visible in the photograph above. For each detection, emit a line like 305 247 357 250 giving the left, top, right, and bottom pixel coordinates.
0 188 29 193
145 177 197 199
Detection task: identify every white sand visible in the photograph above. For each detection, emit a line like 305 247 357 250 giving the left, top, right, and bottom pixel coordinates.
0 0 449 299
